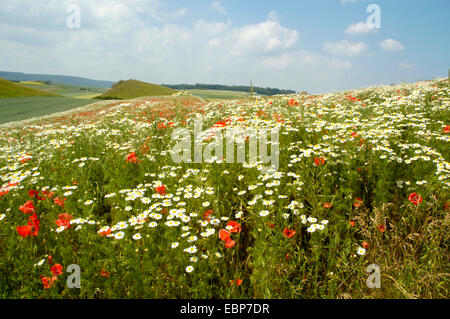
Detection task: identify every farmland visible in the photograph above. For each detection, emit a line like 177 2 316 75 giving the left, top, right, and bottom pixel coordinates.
17 81 109 99
0 97 99 125
185 89 250 101
0 78 448 299
0 78 61 98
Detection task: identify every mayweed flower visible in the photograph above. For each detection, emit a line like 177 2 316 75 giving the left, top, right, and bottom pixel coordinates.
356 247 366 256
259 210 270 217
185 265 194 273
114 231 125 240
132 233 142 240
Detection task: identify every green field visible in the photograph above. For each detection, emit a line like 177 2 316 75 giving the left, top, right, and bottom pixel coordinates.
0 97 96 124
0 78 61 98
18 82 108 99
187 89 250 100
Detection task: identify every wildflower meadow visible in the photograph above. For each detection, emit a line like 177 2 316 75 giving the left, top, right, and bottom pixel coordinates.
0 79 448 299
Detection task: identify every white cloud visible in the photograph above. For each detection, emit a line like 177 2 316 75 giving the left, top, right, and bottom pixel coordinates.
399 62 413 69
210 1 226 15
263 51 352 70
323 40 367 57
345 21 378 34
208 14 299 56
0 2 356 92
341 0 360 3
380 38 404 51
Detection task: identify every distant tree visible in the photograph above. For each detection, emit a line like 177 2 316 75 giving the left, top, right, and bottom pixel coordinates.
161 83 297 96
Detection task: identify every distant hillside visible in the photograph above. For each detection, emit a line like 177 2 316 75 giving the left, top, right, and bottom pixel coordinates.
0 78 61 98
162 83 297 95
98 79 178 100
0 71 115 88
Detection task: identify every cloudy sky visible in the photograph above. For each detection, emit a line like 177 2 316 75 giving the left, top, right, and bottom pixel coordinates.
0 0 448 93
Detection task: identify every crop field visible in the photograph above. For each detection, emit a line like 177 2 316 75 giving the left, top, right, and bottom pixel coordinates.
0 79 448 299
18 82 108 99
187 89 251 101
0 97 98 125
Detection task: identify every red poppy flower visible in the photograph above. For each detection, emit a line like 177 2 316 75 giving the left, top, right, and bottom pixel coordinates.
230 278 243 286
100 269 110 278
323 202 333 208
20 157 31 164
17 225 32 238
126 152 139 163
203 209 213 221
28 190 40 199
224 239 236 248
98 227 111 236
444 201 450 211
28 212 40 235
282 228 296 239
353 198 363 208
50 264 63 276
54 197 66 208
40 276 57 289
288 99 299 106
267 222 275 229
55 213 72 229
19 200 35 214
408 193 422 206
377 225 385 232
42 190 54 199
443 125 450 133
362 241 370 249
0 189 9 197
227 221 241 233
155 185 166 195
349 220 356 227
219 229 231 241
314 157 325 166
19 205 35 214
213 121 227 128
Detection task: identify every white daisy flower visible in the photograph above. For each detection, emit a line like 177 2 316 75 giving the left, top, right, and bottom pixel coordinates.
131 233 141 240
185 265 194 273
259 210 270 217
114 231 125 240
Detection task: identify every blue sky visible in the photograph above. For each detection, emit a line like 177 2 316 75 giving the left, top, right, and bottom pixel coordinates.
0 0 448 93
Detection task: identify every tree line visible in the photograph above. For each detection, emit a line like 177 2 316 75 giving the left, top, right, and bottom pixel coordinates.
161 83 297 96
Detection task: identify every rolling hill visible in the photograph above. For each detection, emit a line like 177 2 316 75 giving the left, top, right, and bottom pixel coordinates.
98 79 178 99
0 71 115 88
0 78 62 98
